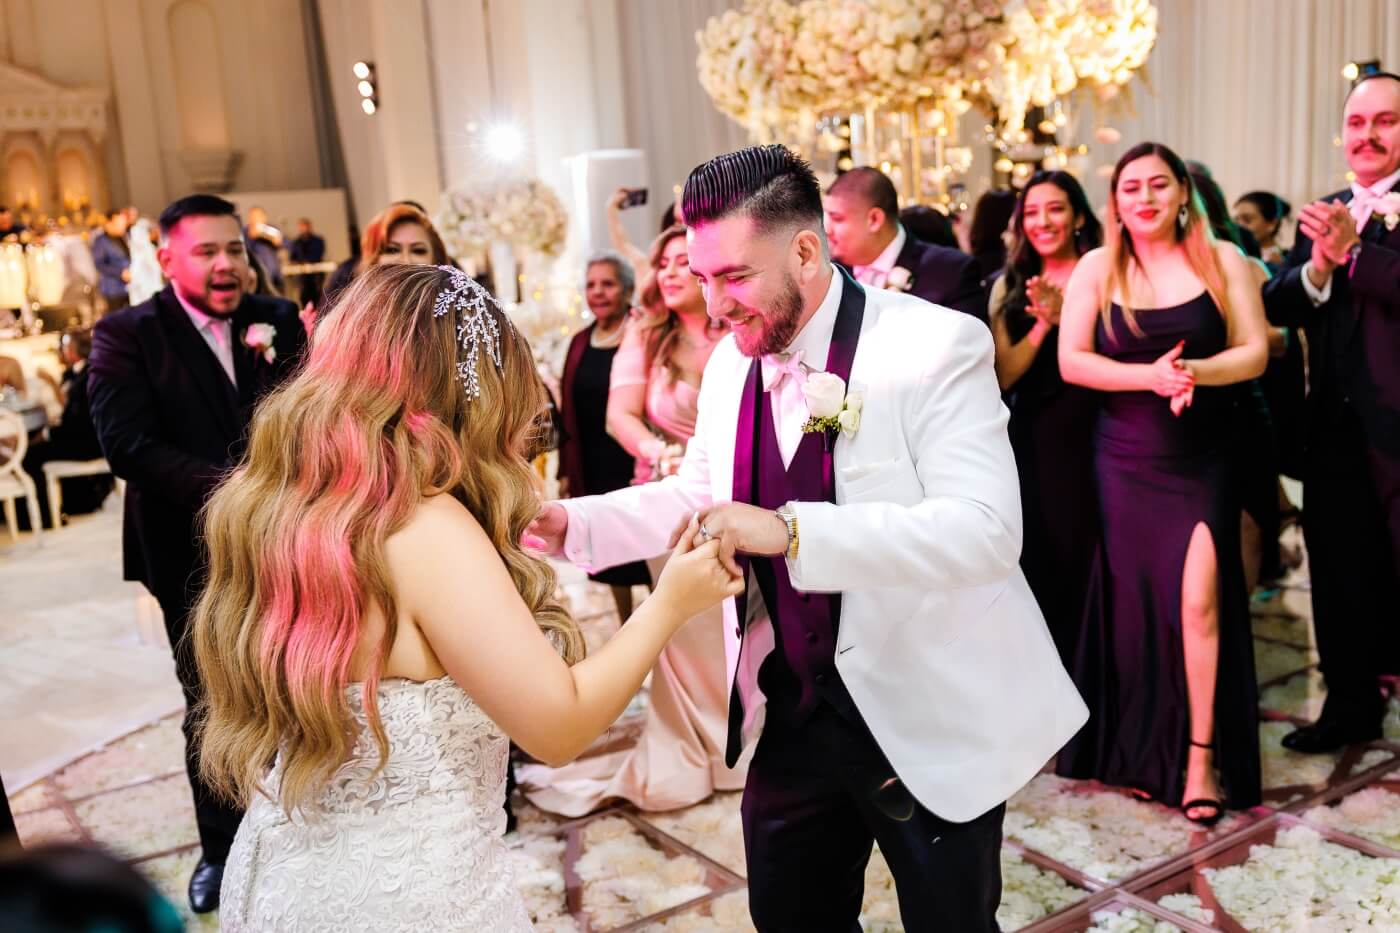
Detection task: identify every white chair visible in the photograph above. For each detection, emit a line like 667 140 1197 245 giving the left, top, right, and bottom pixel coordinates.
0 409 42 544
42 457 115 529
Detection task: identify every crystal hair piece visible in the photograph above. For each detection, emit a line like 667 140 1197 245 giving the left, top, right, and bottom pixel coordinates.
431 265 509 401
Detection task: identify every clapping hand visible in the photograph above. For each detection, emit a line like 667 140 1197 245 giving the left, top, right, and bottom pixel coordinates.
1025 276 1064 327
1149 341 1196 416
1297 199 1359 271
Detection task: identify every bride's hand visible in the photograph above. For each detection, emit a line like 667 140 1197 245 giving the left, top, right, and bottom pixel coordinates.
652 515 745 623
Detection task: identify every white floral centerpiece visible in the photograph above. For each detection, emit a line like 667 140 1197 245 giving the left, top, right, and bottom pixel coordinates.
436 177 568 261
695 0 1158 143
697 0 1013 140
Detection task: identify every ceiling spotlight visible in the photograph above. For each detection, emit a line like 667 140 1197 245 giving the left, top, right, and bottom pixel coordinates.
1344 59 1384 83
484 123 525 161
352 61 378 115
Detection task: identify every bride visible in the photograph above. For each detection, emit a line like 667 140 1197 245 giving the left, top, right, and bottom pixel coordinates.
192 263 741 931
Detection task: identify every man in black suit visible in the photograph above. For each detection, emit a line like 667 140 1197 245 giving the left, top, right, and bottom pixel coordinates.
287 217 327 307
1263 72 1400 754
20 327 112 527
824 167 987 323
88 195 305 912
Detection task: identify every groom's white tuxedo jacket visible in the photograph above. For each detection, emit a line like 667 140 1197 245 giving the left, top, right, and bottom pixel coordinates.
561 271 1088 822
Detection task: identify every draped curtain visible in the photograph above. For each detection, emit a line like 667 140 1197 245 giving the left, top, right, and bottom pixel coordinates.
615 0 1400 231
1072 0 1400 217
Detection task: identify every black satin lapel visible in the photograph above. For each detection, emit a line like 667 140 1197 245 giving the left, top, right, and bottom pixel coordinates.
820 270 866 502
820 270 865 636
731 357 761 634
155 290 239 438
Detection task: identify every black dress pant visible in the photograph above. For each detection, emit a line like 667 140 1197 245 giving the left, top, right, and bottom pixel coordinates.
159 599 243 864
1303 409 1400 724
741 703 1004 933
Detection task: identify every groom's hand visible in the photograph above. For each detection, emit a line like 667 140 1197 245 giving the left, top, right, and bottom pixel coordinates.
669 503 787 577
526 501 569 556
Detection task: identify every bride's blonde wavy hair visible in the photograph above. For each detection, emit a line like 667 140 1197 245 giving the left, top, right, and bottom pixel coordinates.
191 263 583 815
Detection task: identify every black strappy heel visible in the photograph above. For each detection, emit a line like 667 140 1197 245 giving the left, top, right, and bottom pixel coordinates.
1181 739 1225 827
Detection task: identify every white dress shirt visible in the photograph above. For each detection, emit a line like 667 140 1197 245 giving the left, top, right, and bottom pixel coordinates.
1302 165 1400 306
850 225 906 289
760 269 843 466
174 287 237 387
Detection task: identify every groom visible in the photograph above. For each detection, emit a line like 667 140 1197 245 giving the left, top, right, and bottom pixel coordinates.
533 146 1086 930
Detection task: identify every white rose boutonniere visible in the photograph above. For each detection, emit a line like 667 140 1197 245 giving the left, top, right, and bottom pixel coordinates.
802 371 846 418
1375 192 1400 232
243 322 277 364
885 266 914 292
801 373 862 449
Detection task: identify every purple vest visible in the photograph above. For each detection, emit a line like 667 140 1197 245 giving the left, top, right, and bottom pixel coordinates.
751 387 858 724
724 270 866 763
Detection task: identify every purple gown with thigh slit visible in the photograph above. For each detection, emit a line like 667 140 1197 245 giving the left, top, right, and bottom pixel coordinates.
1057 292 1262 809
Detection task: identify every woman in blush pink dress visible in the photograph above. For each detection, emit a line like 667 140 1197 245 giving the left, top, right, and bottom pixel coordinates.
521 225 741 816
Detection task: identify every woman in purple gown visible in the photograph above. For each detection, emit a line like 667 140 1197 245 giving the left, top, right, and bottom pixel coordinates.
1057 143 1269 824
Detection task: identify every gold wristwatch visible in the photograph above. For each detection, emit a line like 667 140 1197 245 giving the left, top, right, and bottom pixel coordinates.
776 502 799 560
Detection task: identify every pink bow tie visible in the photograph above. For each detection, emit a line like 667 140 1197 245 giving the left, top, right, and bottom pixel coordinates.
762 350 806 392
1350 185 1383 230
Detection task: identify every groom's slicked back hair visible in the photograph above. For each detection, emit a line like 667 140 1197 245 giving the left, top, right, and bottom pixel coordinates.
682 145 824 235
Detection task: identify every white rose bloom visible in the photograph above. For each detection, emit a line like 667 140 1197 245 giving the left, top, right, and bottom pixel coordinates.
244 322 276 347
844 389 864 413
802 371 847 418
837 408 860 435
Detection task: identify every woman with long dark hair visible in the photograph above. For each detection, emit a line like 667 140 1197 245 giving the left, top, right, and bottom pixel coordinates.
1057 143 1268 824
967 188 1019 282
988 171 1102 664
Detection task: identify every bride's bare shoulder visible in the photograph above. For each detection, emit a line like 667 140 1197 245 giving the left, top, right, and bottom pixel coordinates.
388 495 493 564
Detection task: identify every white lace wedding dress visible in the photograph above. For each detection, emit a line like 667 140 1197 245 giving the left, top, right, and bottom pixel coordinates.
220 676 534 931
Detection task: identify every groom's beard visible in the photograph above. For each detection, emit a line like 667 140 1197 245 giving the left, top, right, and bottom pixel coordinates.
742 273 805 358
